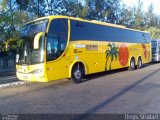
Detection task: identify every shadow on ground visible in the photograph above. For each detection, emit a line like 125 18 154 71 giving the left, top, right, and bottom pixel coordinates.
73 68 160 120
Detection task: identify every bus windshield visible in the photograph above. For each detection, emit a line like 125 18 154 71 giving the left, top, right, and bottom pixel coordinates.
17 19 48 65
152 41 158 54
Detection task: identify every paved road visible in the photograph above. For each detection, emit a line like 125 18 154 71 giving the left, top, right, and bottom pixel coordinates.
0 63 160 115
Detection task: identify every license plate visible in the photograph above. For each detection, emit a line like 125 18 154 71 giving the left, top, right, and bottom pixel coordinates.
23 75 29 79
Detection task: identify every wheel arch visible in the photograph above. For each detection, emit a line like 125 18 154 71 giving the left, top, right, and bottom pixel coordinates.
69 61 87 78
128 56 135 66
128 56 136 70
137 55 142 64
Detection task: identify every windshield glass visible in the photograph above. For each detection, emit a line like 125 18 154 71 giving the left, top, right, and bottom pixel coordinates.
17 19 48 65
152 41 158 54
20 19 48 37
152 48 158 54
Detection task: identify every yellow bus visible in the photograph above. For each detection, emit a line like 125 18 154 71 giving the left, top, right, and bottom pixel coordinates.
16 16 151 83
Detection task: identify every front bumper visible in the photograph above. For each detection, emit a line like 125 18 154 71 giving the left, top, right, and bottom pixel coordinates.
16 72 48 82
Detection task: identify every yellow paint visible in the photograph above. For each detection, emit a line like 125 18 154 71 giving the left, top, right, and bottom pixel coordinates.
16 63 48 82
16 16 151 82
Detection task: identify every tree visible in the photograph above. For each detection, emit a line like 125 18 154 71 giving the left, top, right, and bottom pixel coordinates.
105 0 121 23
85 0 121 23
63 1 85 17
16 0 29 12
117 4 135 27
45 0 66 15
0 0 25 68
28 0 46 17
132 0 145 30
144 3 156 28
145 27 160 39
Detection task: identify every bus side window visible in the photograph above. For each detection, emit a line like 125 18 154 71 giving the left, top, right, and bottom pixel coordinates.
47 19 68 61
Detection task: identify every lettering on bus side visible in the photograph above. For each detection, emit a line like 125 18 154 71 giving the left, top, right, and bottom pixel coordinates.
86 45 98 51
73 49 83 53
75 44 86 48
129 48 139 51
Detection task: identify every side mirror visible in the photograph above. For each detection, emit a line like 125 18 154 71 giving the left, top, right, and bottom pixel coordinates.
34 32 45 49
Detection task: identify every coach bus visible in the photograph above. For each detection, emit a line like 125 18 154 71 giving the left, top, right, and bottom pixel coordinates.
16 16 151 83
151 39 160 62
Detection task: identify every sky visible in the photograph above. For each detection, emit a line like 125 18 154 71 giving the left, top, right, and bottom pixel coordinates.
122 0 160 15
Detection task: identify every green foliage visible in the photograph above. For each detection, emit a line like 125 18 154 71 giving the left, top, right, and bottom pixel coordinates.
1 0 160 53
86 0 121 22
145 27 160 39
132 0 145 29
62 1 86 18
0 0 30 52
0 42 4 50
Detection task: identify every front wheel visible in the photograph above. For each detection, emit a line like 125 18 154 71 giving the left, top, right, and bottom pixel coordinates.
71 64 84 84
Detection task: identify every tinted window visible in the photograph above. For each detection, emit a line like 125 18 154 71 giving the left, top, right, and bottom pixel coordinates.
70 20 151 43
47 19 68 61
152 41 159 54
151 41 157 48
21 19 48 37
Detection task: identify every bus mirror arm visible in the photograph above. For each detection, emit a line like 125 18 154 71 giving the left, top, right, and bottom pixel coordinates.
34 32 45 49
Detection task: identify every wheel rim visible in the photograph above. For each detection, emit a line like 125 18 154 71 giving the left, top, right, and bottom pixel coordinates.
74 69 81 79
131 60 135 68
138 59 142 68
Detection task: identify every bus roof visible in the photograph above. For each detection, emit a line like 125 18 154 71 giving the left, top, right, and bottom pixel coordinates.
25 15 150 34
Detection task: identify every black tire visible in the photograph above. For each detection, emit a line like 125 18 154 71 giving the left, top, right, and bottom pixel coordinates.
137 57 142 69
129 58 135 71
71 64 84 84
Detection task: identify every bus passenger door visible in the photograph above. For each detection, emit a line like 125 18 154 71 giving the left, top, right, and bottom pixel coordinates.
46 18 69 81
46 56 69 81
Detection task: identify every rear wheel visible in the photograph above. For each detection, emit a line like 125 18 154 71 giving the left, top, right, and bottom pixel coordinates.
129 58 135 71
71 64 84 84
137 57 142 69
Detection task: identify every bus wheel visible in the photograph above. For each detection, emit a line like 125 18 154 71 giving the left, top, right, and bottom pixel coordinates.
71 64 84 84
129 58 135 71
137 57 142 69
